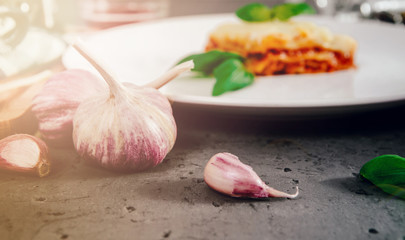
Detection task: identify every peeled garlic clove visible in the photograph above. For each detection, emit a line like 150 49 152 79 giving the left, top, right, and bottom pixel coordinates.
31 69 106 147
0 134 50 177
71 42 192 172
204 152 299 198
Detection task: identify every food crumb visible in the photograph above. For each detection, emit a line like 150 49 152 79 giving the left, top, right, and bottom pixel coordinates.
35 197 46 202
61 234 69 239
212 201 221 207
163 230 172 238
126 206 135 213
249 203 257 211
369 228 378 234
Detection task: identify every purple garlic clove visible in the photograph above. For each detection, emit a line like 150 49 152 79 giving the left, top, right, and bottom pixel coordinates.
204 152 299 198
31 69 107 147
0 134 50 177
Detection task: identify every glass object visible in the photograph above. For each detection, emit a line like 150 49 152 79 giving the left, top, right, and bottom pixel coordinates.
314 0 365 21
0 4 29 53
0 1 65 79
360 0 405 24
78 0 170 29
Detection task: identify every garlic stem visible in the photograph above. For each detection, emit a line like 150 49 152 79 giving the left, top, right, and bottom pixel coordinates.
73 40 194 93
73 41 125 98
145 60 194 89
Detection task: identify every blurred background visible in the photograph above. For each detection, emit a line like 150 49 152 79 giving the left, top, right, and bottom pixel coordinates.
1 0 404 80
5 0 288 32
4 0 405 33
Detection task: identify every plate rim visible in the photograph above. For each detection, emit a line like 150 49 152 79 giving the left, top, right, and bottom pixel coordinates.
62 13 405 114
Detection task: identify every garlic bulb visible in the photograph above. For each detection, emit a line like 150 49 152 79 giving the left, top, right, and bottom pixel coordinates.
0 134 50 177
204 152 299 198
32 69 106 146
72 42 193 171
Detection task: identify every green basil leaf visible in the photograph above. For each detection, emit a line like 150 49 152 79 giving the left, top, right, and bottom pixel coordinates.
360 155 405 199
236 3 272 22
177 50 244 75
212 59 254 96
272 3 316 21
236 2 315 22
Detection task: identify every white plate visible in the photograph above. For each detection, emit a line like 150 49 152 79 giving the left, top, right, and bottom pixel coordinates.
62 14 405 115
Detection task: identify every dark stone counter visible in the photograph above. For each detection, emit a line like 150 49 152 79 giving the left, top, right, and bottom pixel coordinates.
1 104 404 240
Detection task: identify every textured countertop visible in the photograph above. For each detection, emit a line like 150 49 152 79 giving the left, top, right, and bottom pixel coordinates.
2 1 404 239
1 104 404 240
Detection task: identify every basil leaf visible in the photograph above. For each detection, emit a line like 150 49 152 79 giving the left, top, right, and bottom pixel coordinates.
177 50 244 75
236 3 272 22
236 2 315 22
272 3 316 21
360 155 405 199
212 59 254 96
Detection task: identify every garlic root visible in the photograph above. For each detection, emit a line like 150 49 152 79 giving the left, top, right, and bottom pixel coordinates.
0 134 50 177
204 152 299 199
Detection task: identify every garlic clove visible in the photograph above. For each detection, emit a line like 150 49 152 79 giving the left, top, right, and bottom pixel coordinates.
0 134 50 177
31 69 106 147
204 152 299 198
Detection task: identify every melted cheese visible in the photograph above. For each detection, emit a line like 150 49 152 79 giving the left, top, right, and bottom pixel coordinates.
208 20 356 55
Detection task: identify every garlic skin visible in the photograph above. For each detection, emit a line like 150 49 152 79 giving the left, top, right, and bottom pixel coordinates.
204 152 299 198
0 134 50 177
73 83 176 171
31 69 106 147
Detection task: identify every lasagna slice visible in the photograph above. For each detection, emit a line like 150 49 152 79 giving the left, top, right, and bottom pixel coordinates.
205 20 356 75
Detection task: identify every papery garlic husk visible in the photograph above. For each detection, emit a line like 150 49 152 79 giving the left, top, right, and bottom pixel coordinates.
73 83 176 171
0 134 50 177
204 152 299 198
31 69 106 147
71 42 192 172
